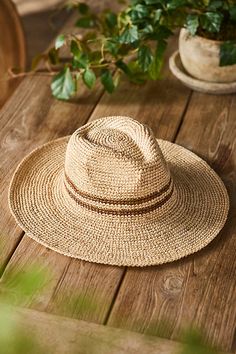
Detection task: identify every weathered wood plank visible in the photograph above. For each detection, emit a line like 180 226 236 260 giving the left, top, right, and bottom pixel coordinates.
172 93 236 352
44 39 192 321
108 93 236 352
0 0 123 270
1 36 191 326
12 306 231 354
0 2 121 322
46 259 125 323
0 8 106 269
0 75 104 267
0 237 123 323
21 8 71 67
0 74 108 311
1 4 235 351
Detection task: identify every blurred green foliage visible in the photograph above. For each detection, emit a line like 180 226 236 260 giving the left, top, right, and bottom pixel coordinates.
0 254 224 353
0 264 49 354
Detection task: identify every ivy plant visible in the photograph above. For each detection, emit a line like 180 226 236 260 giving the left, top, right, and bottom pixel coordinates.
183 0 236 67
37 0 236 100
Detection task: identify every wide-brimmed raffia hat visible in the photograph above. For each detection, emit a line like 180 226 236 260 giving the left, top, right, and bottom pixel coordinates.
9 116 229 266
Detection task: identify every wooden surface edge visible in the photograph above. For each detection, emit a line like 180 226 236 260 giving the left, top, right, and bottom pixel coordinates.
9 306 230 354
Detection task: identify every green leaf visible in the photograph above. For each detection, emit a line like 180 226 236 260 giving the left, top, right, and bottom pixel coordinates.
78 2 89 14
88 50 102 63
83 68 96 89
138 45 153 71
70 40 80 59
51 67 76 100
186 14 199 35
201 0 210 5
76 16 95 28
2 265 50 305
48 48 59 65
105 39 119 56
200 12 223 33
207 0 223 11
230 5 236 22
179 329 219 354
101 69 115 93
129 4 149 22
72 53 88 69
148 40 167 80
144 0 163 4
116 59 132 75
220 41 236 66
148 26 173 41
153 9 162 23
141 24 154 36
105 12 118 28
167 0 189 10
55 34 65 49
119 25 139 44
126 60 148 84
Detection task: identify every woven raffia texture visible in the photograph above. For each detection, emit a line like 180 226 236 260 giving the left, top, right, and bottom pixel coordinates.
9 116 229 266
64 117 174 215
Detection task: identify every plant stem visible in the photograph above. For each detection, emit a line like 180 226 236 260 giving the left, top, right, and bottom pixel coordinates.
7 68 57 79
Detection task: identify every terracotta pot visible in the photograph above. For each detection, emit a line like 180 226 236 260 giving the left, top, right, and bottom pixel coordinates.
179 28 236 83
0 0 26 107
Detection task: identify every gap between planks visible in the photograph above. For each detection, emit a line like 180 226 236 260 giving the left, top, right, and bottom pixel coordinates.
96 89 193 326
8 306 231 354
2 16 235 350
1 42 191 323
0 9 197 352
107 93 236 353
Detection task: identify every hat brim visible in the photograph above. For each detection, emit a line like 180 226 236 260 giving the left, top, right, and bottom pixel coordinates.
9 137 229 267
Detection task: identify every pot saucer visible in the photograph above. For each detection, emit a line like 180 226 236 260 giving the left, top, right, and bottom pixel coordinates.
169 51 236 95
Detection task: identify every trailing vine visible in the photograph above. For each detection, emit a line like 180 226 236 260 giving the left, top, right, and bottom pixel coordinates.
30 0 236 100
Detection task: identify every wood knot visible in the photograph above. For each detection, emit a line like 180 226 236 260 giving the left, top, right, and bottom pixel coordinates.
162 274 184 295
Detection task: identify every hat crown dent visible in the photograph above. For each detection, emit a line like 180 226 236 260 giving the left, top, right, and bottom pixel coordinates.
64 116 172 201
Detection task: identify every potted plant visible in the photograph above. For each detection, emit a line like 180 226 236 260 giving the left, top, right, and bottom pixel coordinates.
25 0 236 99
177 0 236 89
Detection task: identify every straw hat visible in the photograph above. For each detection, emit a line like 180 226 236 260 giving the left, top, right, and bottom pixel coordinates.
9 116 229 266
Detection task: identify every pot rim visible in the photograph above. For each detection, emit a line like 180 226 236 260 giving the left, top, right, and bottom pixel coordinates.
181 27 225 45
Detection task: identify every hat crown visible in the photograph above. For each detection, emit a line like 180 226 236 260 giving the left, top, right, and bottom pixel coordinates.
64 117 171 199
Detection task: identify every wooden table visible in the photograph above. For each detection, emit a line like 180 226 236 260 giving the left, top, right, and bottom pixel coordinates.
0 8 235 354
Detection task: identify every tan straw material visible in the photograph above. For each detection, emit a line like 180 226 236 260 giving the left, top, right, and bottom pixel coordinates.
9 116 229 266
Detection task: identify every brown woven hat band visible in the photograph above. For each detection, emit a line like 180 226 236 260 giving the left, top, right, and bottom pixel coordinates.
8 116 229 266
63 172 174 216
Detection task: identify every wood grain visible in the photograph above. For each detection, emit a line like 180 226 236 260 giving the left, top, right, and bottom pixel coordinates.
0 0 26 107
3 5 233 353
12 306 215 354
1 34 191 328
0 75 103 269
108 93 236 352
44 38 192 321
0 4 110 270
1 6 234 351
172 93 236 352
21 8 71 67
46 259 125 323
0 2 123 325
